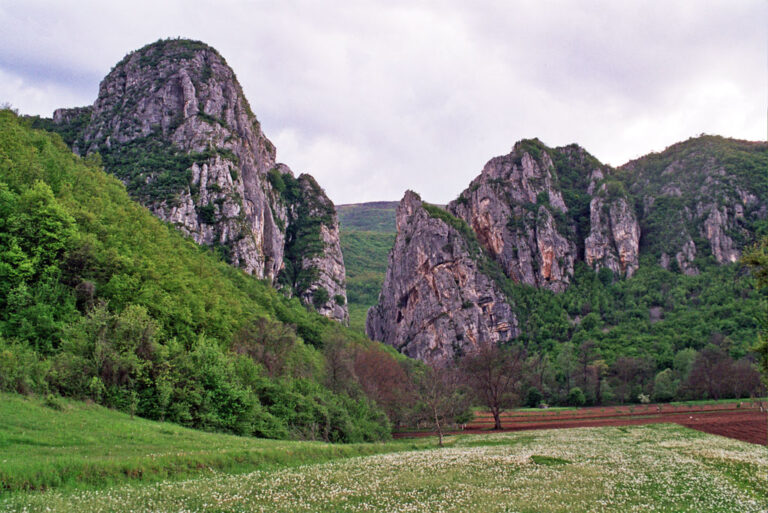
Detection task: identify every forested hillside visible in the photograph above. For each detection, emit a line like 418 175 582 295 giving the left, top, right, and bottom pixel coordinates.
0 110 408 441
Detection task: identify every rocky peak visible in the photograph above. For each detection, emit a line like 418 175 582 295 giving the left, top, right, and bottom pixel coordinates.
366 191 518 362
448 140 576 292
276 170 349 324
47 39 348 323
73 38 284 280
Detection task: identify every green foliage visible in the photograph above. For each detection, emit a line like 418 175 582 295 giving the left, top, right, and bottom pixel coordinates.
25 107 92 147
312 287 330 310
513 138 548 165
742 239 768 388
525 386 543 407
198 202 216 224
621 136 768 258
512 261 762 367
267 167 286 194
96 133 195 203
567 387 586 406
652 368 678 402
0 110 392 442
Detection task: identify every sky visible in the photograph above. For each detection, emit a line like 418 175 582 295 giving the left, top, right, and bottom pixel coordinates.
1 0 766 205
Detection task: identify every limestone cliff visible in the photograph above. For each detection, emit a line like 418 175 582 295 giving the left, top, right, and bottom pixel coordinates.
275 169 349 324
448 140 642 288
49 39 348 322
584 180 640 278
366 191 518 362
449 141 576 292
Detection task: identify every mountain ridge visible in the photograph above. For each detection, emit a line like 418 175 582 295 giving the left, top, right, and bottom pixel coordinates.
367 135 768 363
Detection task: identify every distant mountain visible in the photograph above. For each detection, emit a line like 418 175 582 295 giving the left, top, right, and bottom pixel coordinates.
338 201 399 233
336 202 397 330
368 137 768 364
30 38 348 323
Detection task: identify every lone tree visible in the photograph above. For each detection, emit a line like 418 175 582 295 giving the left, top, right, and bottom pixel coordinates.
461 341 526 430
413 362 470 446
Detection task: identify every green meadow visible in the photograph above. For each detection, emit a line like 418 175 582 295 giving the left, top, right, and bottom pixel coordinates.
2 394 766 513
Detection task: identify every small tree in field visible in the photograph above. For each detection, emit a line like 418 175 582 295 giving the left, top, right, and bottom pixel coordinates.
413 362 470 446
461 342 526 430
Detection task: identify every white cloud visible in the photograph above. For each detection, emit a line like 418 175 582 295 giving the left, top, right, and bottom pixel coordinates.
0 0 764 203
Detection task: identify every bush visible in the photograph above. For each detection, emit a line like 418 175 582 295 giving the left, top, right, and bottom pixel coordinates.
567 387 586 406
525 387 543 408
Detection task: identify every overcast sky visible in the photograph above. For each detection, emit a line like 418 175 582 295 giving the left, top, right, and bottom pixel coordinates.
1 1 765 204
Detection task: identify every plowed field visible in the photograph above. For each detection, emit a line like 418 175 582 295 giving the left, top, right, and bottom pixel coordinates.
398 401 767 445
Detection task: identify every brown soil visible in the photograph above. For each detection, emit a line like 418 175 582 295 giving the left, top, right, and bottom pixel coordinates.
395 401 767 445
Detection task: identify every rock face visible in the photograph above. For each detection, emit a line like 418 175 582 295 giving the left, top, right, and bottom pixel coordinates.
369 137 768 362
448 140 641 288
278 172 349 324
584 183 641 278
449 144 575 292
51 39 348 323
366 191 518 362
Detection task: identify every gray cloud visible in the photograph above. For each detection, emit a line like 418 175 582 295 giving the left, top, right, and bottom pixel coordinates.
0 0 764 204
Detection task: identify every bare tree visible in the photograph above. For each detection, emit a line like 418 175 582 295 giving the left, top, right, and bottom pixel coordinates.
322 327 356 394
577 340 598 393
461 342 526 430
686 346 730 400
610 356 653 404
413 362 469 446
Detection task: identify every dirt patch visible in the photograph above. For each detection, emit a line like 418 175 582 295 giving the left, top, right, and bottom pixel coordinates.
395 402 767 446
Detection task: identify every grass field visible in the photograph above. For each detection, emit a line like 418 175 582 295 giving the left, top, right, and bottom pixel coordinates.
4 423 766 512
0 393 426 494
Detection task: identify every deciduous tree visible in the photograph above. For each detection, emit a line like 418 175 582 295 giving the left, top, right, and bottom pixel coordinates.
461 342 526 430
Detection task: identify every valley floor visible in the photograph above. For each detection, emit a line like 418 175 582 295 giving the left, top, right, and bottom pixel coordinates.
4 424 766 513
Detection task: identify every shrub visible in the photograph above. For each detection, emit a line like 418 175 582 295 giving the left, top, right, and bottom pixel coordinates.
568 387 586 406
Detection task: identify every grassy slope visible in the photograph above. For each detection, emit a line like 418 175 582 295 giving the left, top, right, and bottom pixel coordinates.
337 202 398 233
5 423 766 512
337 202 398 331
340 230 395 330
0 393 425 494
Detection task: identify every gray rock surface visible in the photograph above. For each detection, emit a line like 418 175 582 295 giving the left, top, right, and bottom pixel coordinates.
281 172 349 324
53 39 348 322
584 184 640 278
448 144 575 292
366 191 518 362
